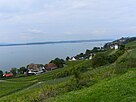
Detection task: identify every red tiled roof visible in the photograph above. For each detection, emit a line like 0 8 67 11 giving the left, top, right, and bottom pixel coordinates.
3 73 13 77
45 63 57 70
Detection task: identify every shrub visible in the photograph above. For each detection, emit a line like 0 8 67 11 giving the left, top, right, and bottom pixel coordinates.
114 63 128 74
115 50 125 58
53 63 89 79
107 55 118 63
115 57 136 74
91 53 109 68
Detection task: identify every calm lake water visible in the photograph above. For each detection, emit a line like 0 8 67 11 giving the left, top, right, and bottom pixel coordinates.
0 41 108 71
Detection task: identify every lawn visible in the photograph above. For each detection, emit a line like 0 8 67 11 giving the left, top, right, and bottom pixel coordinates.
0 60 85 101
49 68 136 102
126 41 136 49
0 80 34 98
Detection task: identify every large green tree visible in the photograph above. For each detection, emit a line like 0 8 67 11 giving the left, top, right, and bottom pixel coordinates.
92 53 109 68
50 58 65 68
10 68 17 76
18 67 27 74
0 70 3 78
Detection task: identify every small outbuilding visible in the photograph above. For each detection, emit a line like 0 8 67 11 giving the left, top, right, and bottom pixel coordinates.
3 73 13 77
45 63 57 71
110 44 119 50
72 57 76 61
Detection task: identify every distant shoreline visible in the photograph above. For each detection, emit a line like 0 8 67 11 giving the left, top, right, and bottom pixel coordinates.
0 39 112 47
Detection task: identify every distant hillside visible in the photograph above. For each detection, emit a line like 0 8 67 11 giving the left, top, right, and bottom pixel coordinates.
0 39 111 47
104 37 136 49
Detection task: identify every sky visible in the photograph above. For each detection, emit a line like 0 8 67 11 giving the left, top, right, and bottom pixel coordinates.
0 0 136 43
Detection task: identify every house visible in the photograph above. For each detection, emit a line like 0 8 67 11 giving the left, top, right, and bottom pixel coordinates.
78 57 85 60
72 57 76 61
27 64 45 75
45 63 57 71
68 57 76 61
3 73 13 77
69 57 77 61
89 53 95 60
110 44 119 50
89 55 93 60
114 44 119 50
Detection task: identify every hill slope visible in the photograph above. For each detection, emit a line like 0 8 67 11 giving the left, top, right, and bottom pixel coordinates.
50 69 136 102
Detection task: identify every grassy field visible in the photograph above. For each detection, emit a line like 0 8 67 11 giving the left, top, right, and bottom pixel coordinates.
0 60 88 101
49 68 136 102
0 68 65 98
47 41 136 102
0 77 70 102
0 80 34 98
126 41 136 49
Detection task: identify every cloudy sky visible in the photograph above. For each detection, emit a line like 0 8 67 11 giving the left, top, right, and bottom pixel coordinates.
0 0 136 43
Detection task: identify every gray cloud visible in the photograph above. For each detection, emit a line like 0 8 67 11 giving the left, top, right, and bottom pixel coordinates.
0 0 136 42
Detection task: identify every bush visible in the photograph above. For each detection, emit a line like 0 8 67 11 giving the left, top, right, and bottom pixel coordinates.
53 60 90 79
114 63 128 74
50 58 65 68
115 57 136 74
107 55 118 63
0 70 3 78
92 53 109 68
115 50 125 58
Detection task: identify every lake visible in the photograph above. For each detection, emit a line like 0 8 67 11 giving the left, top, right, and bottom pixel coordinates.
0 41 108 71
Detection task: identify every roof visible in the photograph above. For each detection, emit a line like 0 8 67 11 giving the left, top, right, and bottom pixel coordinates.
45 63 57 70
27 64 42 71
3 73 13 77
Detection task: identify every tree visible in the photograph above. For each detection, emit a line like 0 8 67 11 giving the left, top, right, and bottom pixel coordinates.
18 67 27 74
10 68 17 76
66 56 70 61
92 53 109 68
85 49 91 55
50 58 65 68
0 70 3 78
107 55 117 63
73 69 80 88
119 44 125 50
92 47 101 52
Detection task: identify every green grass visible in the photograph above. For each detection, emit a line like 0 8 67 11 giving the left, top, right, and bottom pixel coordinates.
127 48 136 58
0 60 86 101
47 44 136 102
0 66 73 98
126 41 136 49
0 80 34 98
49 68 136 102
0 77 70 102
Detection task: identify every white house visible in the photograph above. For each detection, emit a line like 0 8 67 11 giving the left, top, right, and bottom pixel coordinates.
110 44 119 50
114 44 119 50
68 57 76 61
71 57 76 61
89 53 95 60
27 64 44 75
89 55 93 60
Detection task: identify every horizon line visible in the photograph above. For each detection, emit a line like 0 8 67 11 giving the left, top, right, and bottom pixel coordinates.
0 39 112 47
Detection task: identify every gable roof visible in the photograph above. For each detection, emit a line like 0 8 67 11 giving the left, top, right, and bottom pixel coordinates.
3 73 13 77
45 63 57 70
27 64 43 71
